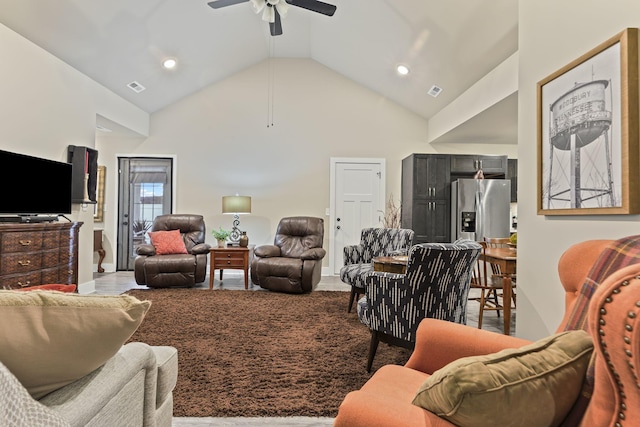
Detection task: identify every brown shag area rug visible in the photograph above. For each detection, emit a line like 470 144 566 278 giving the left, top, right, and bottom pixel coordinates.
126 289 411 418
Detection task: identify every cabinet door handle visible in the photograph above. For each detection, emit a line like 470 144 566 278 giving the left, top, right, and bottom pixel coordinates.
18 260 31 266
19 240 32 246
479 160 483 170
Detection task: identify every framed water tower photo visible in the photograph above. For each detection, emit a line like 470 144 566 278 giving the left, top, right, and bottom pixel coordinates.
537 28 640 215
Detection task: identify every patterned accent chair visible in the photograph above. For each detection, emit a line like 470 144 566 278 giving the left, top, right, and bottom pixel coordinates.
357 240 482 372
340 227 415 313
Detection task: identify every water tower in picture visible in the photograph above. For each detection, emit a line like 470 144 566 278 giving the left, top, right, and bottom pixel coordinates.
545 79 614 208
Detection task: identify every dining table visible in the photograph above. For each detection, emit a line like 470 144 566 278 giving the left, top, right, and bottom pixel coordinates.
479 246 517 335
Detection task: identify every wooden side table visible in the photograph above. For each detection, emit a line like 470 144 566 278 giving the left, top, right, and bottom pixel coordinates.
209 245 253 290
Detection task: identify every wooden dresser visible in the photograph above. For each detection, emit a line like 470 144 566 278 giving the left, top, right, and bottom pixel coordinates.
0 221 83 290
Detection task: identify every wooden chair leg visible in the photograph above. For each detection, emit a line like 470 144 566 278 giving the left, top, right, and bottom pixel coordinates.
478 289 486 329
366 330 380 373
348 288 362 313
492 289 501 318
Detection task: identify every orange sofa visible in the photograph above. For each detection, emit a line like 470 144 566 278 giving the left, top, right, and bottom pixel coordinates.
334 237 640 427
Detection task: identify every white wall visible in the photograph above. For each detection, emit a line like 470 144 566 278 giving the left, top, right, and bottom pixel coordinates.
516 0 640 340
0 23 149 292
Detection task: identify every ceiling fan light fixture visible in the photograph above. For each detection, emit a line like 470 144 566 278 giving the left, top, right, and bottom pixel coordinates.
396 64 410 76
274 0 288 18
262 5 275 22
250 0 266 13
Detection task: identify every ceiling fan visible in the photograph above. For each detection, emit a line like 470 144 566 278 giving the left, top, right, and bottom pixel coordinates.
207 0 337 36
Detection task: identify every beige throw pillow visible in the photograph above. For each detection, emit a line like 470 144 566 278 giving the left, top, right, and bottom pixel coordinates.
412 330 594 427
0 290 150 399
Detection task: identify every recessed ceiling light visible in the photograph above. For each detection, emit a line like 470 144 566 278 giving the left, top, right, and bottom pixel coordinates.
396 64 410 76
162 58 177 69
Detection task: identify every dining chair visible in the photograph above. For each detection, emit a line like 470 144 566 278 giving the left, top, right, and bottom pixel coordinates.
469 237 517 329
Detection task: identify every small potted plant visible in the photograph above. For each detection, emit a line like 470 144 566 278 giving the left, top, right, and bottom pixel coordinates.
212 227 231 248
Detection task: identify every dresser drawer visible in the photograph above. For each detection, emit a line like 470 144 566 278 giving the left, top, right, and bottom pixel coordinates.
41 266 74 285
1 232 44 253
2 271 42 289
0 252 43 274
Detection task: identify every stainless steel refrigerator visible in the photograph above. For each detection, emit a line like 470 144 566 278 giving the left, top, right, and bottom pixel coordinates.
451 178 511 242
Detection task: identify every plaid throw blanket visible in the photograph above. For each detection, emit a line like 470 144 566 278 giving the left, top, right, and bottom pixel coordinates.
561 234 640 426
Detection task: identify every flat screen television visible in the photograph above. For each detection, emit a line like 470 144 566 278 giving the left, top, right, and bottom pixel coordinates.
0 149 72 217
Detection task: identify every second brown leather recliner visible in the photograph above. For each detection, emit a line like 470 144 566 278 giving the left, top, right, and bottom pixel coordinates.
250 216 326 293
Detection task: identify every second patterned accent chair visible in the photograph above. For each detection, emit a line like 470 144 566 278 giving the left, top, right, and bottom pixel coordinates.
357 240 482 372
340 227 415 313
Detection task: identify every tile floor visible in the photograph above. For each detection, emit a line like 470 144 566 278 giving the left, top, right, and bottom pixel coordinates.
94 271 515 426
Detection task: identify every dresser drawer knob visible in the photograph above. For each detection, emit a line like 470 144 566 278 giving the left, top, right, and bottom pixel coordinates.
18 281 31 287
19 240 32 246
18 260 31 266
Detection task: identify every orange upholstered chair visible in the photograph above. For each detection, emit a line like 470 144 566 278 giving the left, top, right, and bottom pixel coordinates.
334 237 640 427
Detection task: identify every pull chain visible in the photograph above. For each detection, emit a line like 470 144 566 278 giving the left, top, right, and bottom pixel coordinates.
267 37 275 128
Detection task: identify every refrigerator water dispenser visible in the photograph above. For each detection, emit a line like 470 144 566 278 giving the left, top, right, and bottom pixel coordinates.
461 212 476 232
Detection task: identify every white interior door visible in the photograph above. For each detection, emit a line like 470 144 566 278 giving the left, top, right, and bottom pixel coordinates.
330 158 385 275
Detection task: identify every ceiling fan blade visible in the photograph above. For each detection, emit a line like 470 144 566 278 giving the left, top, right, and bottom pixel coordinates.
287 0 336 16
270 8 283 36
207 0 250 9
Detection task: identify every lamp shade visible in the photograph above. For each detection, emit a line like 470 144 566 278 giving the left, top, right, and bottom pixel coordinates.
222 196 251 214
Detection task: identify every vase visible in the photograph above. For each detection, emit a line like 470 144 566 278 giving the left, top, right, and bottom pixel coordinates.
217 239 226 248
239 232 249 247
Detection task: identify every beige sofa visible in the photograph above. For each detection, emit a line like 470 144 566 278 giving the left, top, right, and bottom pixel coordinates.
1 342 178 427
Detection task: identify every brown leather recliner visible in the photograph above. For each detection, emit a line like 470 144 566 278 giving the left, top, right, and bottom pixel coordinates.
251 216 326 293
134 214 211 288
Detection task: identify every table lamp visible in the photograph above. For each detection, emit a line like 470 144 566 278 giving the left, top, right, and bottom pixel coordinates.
222 195 251 245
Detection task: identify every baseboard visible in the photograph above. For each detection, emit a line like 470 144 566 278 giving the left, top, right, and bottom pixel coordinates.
78 280 96 294
322 266 333 276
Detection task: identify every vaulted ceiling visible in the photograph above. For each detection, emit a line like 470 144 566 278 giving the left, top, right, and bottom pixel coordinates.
0 0 518 139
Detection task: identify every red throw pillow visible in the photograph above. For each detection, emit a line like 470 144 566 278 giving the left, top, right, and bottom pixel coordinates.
14 284 77 293
148 229 188 255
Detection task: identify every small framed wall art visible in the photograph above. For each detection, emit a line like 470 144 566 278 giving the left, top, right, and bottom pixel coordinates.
94 166 106 222
537 28 639 215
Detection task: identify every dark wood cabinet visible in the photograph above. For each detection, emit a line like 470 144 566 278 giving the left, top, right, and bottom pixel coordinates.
67 145 98 204
507 159 518 202
401 154 450 244
450 154 508 176
402 153 509 243
0 221 82 290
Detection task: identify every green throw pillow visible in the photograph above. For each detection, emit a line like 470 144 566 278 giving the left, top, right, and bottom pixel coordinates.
412 330 594 427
